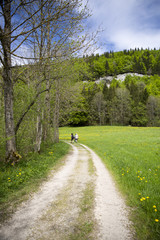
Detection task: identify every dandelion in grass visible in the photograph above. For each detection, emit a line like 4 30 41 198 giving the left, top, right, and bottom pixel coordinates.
155 219 159 222
153 205 156 208
155 209 157 212
146 197 149 199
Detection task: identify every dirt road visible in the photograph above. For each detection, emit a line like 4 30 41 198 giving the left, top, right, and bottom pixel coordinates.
0 142 134 240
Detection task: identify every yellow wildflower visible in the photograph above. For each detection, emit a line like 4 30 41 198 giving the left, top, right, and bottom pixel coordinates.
155 209 157 212
155 219 159 222
153 205 156 208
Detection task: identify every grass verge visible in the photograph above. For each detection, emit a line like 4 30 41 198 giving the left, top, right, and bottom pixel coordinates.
0 141 70 223
60 126 160 240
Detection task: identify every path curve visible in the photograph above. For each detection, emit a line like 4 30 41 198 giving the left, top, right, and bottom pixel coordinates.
0 142 134 240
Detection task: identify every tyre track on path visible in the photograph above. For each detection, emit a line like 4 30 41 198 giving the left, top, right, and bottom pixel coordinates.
0 142 135 240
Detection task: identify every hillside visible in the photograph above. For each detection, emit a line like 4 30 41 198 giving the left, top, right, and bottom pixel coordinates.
82 48 160 81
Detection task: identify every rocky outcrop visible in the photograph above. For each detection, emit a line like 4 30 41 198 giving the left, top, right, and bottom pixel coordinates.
95 73 145 86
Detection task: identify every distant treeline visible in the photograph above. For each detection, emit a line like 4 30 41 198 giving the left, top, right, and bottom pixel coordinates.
82 48 160 80
61 74 160 127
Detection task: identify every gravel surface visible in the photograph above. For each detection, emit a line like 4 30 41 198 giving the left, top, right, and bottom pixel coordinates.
0 142 135 240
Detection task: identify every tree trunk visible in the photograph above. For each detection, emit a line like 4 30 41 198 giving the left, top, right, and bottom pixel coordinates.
43 78 50 141
34 66 44 152
3 66 16 158
35 112 43 153
34 0 44 152
43 18 51 141
53 80 60 143
2 0 17 160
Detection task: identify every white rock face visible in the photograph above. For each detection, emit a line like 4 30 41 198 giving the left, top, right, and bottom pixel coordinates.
95 73 145 85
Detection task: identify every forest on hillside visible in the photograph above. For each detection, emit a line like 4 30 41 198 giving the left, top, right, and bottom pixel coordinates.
0 1 160 162
58 48 160 128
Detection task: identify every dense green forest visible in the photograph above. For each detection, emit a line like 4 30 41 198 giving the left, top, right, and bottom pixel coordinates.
1 48 160 160
83 48 160 79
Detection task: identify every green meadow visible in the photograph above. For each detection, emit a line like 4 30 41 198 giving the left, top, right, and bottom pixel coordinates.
59 126 160 240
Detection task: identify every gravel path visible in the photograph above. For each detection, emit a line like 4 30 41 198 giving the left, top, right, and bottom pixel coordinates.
0 142 135 240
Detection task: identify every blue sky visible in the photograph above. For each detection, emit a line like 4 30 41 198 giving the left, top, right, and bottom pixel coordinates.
86 0 160 53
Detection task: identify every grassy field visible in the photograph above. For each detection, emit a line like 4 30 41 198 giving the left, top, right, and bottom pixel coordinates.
0 141 70 222
59 126 160 240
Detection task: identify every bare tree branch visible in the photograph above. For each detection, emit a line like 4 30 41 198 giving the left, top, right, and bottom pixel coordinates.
15 87 51 134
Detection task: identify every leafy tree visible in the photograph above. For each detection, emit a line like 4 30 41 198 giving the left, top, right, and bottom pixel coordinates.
90 91 106 125
131 102 148 126
146 75 160 96
147 96 160 126
92 56 106 78
109 88 131 126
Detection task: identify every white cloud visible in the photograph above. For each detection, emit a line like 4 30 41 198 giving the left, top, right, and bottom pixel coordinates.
12 45 34 66
86 0 160 52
